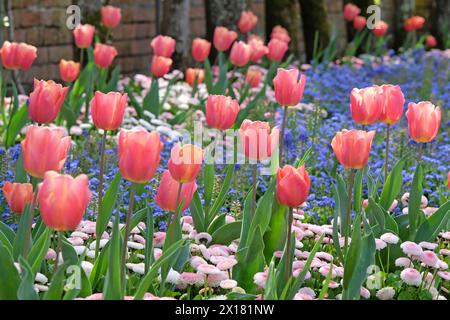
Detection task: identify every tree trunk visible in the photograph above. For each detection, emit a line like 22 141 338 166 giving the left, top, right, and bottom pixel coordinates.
265 0 304 59
161 0 191 69
430 0 450 48
298 0 331 61
205 0 249 59
393 0 416 49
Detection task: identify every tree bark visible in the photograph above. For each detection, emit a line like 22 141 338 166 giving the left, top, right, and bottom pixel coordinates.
430 0 450 48
161 0 191 69
393 0 416 49
265 0 304 59
298 0 331 61
205 0 250 59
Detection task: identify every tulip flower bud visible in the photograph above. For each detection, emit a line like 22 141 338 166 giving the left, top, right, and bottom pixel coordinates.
331 129 376 169
273 68 306 107
425 35 437 48
151 35 176 58
168 144 204 183
192 38 211 62
118 127 163 184
271 25 291 44
405 102 441 143
373 21 389 37
155 170 197 212
73 24 95 49
350 86 383 125
90 91 128 131
213 26 237 52
267 38 288 62
101 5 122 29
2 182 33 214
343 3 361 22
229 41 251 67
378 84 405 125
93 43 118 69
151 55 172 78
245 67 263 88
276 165 310 208
59 59 80 83
353 16 367 31
38 171 91 231
248 38 268 63
205 95 240 130
185 68 205 87
28 79 69 124
239 120 279 161
0 41 37 70
21 125 72 179
238 11 258 34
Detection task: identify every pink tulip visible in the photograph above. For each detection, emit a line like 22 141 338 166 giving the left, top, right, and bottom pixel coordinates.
59 59 80 82
239 120 279 161
267 38 288 62
404 16 425 32
38 171 91 231
156 170 197 212
343 3 361 22
213 26 237 52
28 79 69 124
151 55 172 78
405 102 441 143
378 85 405 125
93 43 118 68
353 16 367 31
271 25 291 44
205 95 240 130
229 41 251 67
21 125 71 179
168 144 204 183
238 11 258 33
192 38 211 62
73 24 95 49
101 5 122 29
273 68 306 107
373 21 389 37
350 86 383 125
331 129 376 169
245 68 263 88
2 182 33 214
276 165 310 207
118 127 163 183
185 68 205 86
90 91 128 131
248 38 268 62
425 35 437 48
151 35 176 58
0 41 37 70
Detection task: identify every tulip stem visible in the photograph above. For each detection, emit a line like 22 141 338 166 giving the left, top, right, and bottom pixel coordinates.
287 207 294 275
172 182 183 227
417 143 424 162
279 106 288 165
344 169 356 259
384 124 390 182
121 183 137 288
251 164 257 216
79 48 84 67
23 178 38 258
95 130 108 259
54 231 63 273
